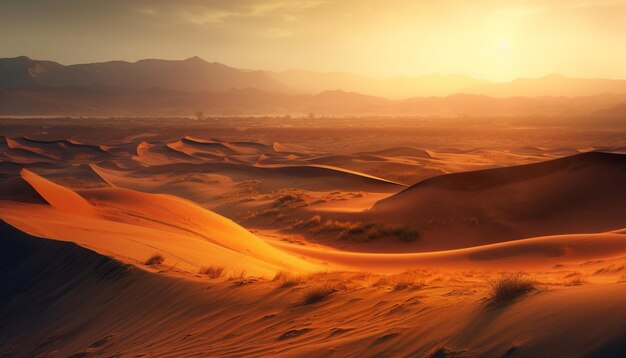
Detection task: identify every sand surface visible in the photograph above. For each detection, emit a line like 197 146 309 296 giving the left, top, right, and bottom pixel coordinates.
1 120 625 356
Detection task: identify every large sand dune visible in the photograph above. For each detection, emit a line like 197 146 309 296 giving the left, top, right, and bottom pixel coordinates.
367 152 626 250
0 170 317 278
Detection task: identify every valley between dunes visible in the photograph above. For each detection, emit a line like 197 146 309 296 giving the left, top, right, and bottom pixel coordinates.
1 120 625 357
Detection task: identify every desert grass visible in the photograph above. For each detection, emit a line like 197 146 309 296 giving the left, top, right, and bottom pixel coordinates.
289 215 359 233
229 270 247 280
145 253 164 266
199 265 225 279
562 272 586 286
340 223 420 243
375 270 425 290
425 346 462 358
302 282 336 305
290 215 419 243
273 271 302 288
488 273 537 303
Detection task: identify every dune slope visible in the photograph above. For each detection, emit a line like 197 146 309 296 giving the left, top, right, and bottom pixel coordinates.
367 152 626 250
1 221 625 357
0 170 317 277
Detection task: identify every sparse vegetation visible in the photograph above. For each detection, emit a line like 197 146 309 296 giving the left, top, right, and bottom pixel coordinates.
563 272 586 286
302 283 335 305
425 346 462 358
272 194 306 208
375 271 425 290
488 273 537 303
199 265 225 279
230 270 247 280
287 215 357 234
290 216 419 243
145 253 164 266
273 271 301 287
339 222 420 243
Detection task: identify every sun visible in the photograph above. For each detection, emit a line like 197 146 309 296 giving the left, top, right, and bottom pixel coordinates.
497 41 511 52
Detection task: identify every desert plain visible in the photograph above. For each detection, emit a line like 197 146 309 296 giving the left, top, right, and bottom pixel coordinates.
0 116 625 357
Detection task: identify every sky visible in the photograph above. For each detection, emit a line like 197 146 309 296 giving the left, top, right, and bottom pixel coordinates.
1 0 625 81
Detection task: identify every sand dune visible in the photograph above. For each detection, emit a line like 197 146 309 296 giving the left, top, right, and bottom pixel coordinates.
267 230 626 271
1 123 625 357
357 146 433 159
23 163 114 189
134 162 403 192
2 221 625 357
366 152 626 250
0 170 317 277
6 136 109 161
134 141 202 165
20 168 95 215
2 146 60 164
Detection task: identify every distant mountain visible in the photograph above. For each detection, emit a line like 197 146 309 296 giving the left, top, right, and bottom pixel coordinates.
0 56 290 93
2 86 626 118
470 73 626 98
267 70 488 99
2 56 626 117
594 102 626 117
2 56 626 99
0 56 64 88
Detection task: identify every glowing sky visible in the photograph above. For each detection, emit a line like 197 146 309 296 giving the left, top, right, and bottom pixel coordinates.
1 0 625 81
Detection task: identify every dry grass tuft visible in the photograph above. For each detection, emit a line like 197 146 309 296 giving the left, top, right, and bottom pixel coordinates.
488 273 537 303
290 216 419 243
145 253 164 266
289 215 359 234
562 272 586 286
199 265 225 279
340 223 420 243
302 282 336 305
375 271 425 290
273 271 301 288
230 270 247 280
425 346 464 358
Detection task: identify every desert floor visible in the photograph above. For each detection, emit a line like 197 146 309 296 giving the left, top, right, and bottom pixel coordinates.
1 117 625 357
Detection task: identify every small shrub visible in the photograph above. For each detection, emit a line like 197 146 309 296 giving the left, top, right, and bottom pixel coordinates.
563 272 586 286
145 253 164 266
302 283 335 305
273 194 305 208
230 270 247 280
340 223 419 243
375 271 425 290
488 273 536 303
199 265 225 279
425 346 460 358
273 271 300 288
290 215 359 234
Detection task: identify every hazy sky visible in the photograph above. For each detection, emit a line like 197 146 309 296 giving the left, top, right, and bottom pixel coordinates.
1 0 625 81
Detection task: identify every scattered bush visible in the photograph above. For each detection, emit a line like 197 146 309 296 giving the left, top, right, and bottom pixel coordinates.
290 216 419 243
145 253 164 266
375 271 425 290
562 272 586 286
488 273 537 303
230 270 247 280
425 346 461 358
273 271 301 288
289 215 358 233
199 265 225 279
273 194 306 208
302 283 335 305
340 223 420 243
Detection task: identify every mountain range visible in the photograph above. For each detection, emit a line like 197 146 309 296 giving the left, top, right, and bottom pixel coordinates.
1 56 626 117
